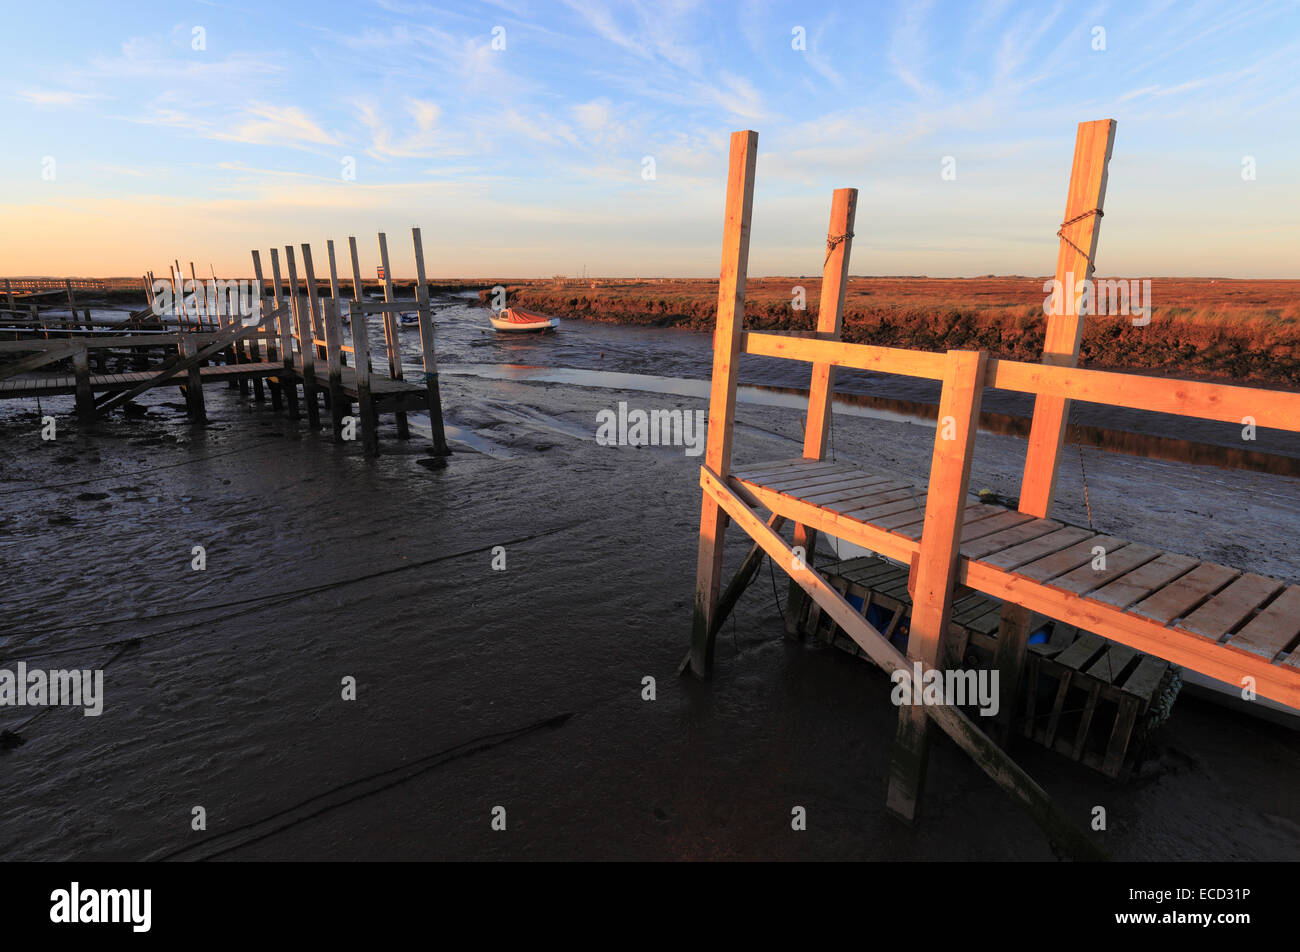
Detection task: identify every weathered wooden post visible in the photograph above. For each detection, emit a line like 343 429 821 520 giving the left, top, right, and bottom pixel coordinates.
181 335 206 421
412 226 450 455
301 243 346 441
249 251 283 411
687 129 759 679
284 245 321 429
995 120 1117 743
72 344 94 420
348 237 379 445
886 348 988 823
349 298 379 457
786 187 857 633
376 232 410 440
269 248 300 419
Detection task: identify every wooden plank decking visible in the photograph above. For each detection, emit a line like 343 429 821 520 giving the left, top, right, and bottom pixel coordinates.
728 457 1300 708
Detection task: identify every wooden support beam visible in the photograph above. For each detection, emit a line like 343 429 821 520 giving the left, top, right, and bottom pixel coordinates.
72 344 93 420
377 232 409 439
284 245 321 429
1018 119 1117 517
302 243 345 441
181 335 206 421
250 250 283 411
348 299 379 457
0 342 80 383
887 349 988 823
411 226 450 456
788 187 858 633
701 467 1105 861
348 237 378 449
687 129 759 679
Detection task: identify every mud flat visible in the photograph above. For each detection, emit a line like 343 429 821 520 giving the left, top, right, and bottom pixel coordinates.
1 359 1298 860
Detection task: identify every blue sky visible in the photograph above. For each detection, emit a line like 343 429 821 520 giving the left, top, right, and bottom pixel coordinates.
2 0 1298 277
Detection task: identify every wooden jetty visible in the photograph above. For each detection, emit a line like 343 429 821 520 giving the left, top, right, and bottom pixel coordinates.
0 229 450 458
686 124 1300 857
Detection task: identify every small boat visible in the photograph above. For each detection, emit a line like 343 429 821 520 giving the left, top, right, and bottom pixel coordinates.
399 311 419 325
489 307 559 333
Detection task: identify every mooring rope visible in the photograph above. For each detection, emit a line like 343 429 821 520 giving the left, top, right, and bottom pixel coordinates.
824 231 854 267
1056 207 1103 264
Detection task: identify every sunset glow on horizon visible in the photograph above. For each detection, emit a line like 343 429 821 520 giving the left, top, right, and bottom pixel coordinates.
3 0 1298 279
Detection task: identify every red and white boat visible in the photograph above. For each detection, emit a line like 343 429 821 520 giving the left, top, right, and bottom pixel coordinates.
489 307 559 333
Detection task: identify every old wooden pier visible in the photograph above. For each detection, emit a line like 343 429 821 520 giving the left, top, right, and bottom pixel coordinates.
0 229 449 458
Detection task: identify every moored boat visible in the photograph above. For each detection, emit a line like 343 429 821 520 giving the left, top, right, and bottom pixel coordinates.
489 307 559 333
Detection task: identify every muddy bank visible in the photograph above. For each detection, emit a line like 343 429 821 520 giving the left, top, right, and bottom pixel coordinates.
1 358 1298 860
483 277 1300 388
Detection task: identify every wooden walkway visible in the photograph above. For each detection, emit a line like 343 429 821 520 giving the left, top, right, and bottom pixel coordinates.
728 456 1300 707
686 124 1300 858
0 361 279 397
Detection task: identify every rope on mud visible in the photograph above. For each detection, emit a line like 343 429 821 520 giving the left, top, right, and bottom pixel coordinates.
1056 208 1103 266
148 711 577 862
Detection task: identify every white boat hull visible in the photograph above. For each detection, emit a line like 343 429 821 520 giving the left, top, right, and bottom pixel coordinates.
490 315 559 333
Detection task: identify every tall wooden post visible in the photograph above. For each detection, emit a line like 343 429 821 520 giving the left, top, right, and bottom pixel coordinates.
412 227 450 455
348 238 378 447
377 232 409 439
250 251 283 411
181 335 206 421
1018 119 1116 516
687 129 759 679
284 246 321 429
302 243 345 441
995 120 1117 744
886 349 988 822
786 187 858 633
269 248 300 419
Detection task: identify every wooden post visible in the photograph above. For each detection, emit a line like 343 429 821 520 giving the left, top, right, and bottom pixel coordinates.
996 120 1117 745
377 232 409 439
325 240 353 423
412 226 450 455
181 335 206 421
284 246 321 429
173 260 190 329
687 129 759 679
249 251 282 410
223 263 264 401
64 279 82 332
349 299 379 457
270 248 300 419
886 348 988 823
1018 119 1117 517
72 344 93 420
303 243 345 441
349 237 378 444
787 187 858 634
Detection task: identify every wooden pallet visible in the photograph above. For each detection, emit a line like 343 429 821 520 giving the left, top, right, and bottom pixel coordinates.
808 556 1177 778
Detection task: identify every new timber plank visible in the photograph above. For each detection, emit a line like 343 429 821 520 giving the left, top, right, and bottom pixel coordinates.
758 464 858 491
802 478 902 507
982 525 1095 570
1089 553 1199 611
773 469 881 495
1015 535 1126 583
961 518 1062 561
1223 586 1300 659
960 510 1035 543
1177 574 1284 642
831 486 914 515
1130 562 1239 625
735 460 843 483
799 474 894 503
1051 543 1161 596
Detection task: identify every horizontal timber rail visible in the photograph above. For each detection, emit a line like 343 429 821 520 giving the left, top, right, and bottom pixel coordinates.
743 331 1300 434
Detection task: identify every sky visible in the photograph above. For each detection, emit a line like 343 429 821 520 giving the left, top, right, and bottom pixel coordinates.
2 0 1298 279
